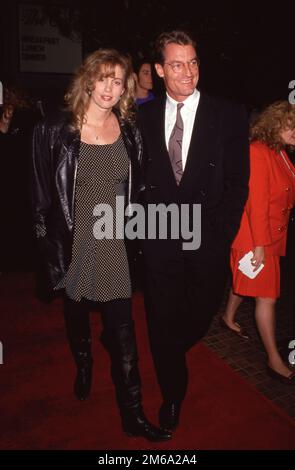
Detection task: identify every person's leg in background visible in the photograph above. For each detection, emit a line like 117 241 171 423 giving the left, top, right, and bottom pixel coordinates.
256 296 295 381
221 288 250 338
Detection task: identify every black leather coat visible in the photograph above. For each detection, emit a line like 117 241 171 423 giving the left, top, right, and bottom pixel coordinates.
31 110 143 299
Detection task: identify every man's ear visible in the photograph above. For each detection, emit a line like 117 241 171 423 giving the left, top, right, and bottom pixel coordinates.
155 63 164 78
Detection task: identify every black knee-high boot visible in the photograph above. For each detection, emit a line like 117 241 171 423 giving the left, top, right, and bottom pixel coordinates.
64 297 93 401
101 321 171 442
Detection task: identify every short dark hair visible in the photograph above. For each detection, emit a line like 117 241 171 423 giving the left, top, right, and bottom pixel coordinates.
133 57 152 75
154 30 197 65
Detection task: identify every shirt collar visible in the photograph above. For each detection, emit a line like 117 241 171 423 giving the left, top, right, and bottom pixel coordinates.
166 88 200 112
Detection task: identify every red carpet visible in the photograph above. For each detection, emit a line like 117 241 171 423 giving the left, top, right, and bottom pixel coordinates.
1 272 295 450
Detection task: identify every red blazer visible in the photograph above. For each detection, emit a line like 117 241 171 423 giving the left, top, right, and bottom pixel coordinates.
232 141 295 256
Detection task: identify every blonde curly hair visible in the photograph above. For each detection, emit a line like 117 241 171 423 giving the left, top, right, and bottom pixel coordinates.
250 100 295 151
65 49 136 129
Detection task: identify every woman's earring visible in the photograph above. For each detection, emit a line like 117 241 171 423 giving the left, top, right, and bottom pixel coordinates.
87 89 91 96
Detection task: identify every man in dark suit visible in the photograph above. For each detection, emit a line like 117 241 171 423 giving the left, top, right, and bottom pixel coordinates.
138 30 249 431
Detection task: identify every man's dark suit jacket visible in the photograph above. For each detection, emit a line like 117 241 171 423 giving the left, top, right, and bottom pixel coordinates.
138 93 250 262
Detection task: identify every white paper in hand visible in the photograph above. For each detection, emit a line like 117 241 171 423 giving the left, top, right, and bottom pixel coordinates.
238 251 264 279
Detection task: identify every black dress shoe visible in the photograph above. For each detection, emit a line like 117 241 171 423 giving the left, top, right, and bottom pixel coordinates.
159 402 181 431
122 409 172 442
74 360 93 401
219 317 250 340
267 366 295 385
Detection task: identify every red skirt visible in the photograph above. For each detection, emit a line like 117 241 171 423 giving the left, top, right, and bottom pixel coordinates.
230 248 280 299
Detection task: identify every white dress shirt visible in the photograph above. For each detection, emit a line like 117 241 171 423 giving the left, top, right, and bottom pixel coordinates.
165 89 200 169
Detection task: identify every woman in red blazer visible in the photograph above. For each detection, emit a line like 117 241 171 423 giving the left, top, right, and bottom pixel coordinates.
222 101 295 383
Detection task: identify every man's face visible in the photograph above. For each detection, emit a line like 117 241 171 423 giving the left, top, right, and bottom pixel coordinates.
155 43 199 101
137 63 153 91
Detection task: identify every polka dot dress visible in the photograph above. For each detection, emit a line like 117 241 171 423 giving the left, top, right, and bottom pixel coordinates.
59 134 131 302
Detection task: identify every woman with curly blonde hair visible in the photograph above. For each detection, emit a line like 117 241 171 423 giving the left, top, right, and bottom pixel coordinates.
31 48 171 441
222 101 295 383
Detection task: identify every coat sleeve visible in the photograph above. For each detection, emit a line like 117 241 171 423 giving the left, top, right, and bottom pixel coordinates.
31 120 55 302
31 120 52 240
246 144 272 246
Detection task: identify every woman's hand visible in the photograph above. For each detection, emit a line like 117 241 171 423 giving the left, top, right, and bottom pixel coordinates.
251 246 265 271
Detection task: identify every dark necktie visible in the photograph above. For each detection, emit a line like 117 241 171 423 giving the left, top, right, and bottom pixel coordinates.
168 102 184 185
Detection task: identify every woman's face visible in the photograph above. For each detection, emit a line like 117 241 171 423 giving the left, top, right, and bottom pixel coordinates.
137 63 153 90
90 65 125 110
280 127 295 146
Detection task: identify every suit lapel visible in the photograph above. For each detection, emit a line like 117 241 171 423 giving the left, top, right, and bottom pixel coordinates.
155 95 170 156
180 93 218 193
151 96 178 187
57 122 80 229
146 94 219 197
